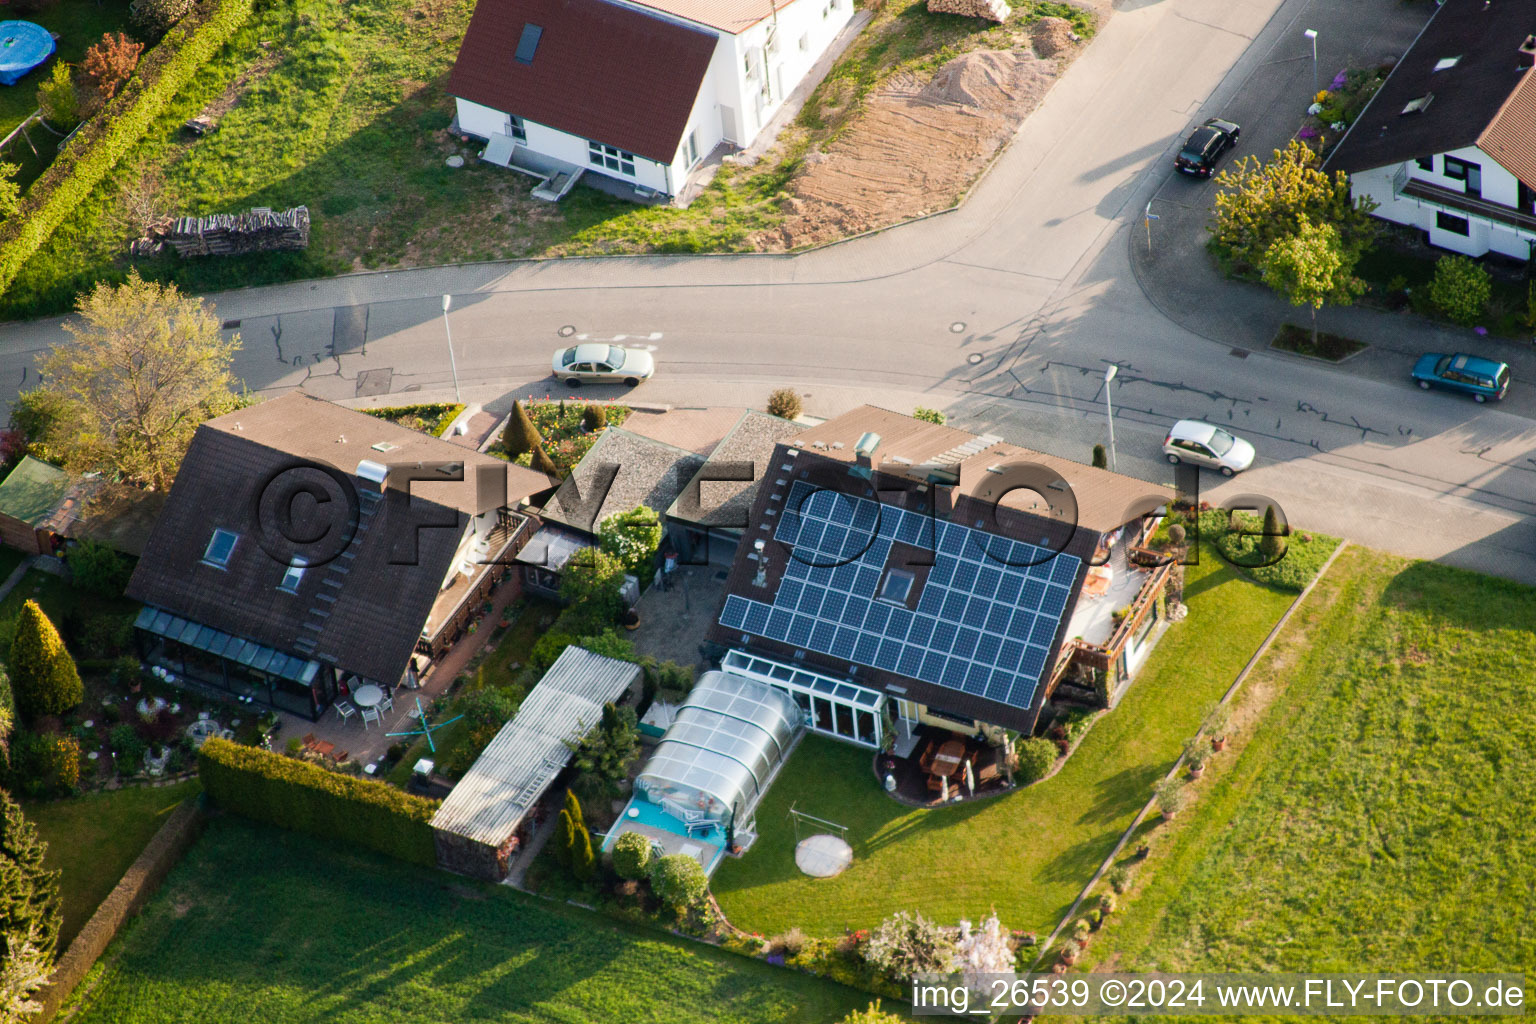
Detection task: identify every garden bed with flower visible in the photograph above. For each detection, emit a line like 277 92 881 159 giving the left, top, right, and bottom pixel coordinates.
1300 65 1388 153
360 402 465 437
488 401 632 478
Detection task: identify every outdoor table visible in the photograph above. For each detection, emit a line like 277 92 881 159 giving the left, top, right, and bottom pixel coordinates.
931 739 966 778
352 684 384 709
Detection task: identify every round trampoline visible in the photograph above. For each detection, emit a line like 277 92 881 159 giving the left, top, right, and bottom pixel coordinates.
0 22 54 87
795 834 853 878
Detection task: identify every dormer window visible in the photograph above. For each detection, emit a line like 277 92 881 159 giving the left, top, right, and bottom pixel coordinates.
878 568 914 605
202 529 239 569
278 558 308 594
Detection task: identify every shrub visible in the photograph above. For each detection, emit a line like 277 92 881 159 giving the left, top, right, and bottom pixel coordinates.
770 926 809 958
36 61 80 129
112 654 141 688
1427 254 1491 325
0 0 257 301
0 666 11 746
76 613 135 658
839 1001 905 1024
912 407 946 424
79 32 144 115
64 539 134 597
9 732 80 796
863 910 959 981
766 388 802 420
10 601 82 719
1183 735 1213 771
1209 509 1333 591
569 703 638 803
131 0 198 34
581 403 607 431
1167 523 1186 547
197 737 438 865
442 720 500 779
1014 736 1057 784
1091 443 1107 469
530 631 579 673
556 546 627 631
611 829 653 880
1098 892 1117 915
1059 938 1082 964
1153 776 1187 819
109 723 146 766
598 505 663 577
570 819 596 881
649 853 708 913
501 400 544 459
1107 863 1132 894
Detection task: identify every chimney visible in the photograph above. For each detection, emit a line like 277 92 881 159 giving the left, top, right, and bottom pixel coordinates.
1521 34 1536 66
356 458 388 493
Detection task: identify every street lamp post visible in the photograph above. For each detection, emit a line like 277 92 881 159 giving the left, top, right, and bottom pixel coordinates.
441 294 462 403
1304 29 1318 98
1103 364 1118 472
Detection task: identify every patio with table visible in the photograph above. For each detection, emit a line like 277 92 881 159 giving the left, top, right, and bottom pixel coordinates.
878 726 1010 806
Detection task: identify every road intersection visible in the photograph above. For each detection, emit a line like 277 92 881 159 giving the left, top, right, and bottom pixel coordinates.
2 0 1532 579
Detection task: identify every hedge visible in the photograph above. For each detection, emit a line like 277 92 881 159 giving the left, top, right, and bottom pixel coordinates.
39 796 205 1020
361 404 467 438
197 738 438 867
0 0 256 299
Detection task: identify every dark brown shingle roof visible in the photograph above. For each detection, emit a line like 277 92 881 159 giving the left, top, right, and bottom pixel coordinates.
1326 1 1536 182
447 0 716 164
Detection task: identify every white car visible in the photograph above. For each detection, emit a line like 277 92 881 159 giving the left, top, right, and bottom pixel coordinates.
552 344 655 387
1162 419 1255 477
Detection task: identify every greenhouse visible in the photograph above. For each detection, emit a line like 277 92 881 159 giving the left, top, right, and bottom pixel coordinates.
633 670 803 840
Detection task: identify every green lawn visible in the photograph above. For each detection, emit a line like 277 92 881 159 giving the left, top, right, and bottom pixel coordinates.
0 565 138 653
1086 548 1536 985
23 780 200 950
711 541 1301 938
65 815 885 1023
0 545 27 583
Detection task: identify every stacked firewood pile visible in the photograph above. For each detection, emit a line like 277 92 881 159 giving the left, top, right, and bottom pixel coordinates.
153 206 311 257
926 0 1010 22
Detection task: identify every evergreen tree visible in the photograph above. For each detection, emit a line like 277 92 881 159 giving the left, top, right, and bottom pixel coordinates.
1259 505 1287 564
531 445 560 479
553 809 576 868
0 792 61 963
9 601 81 719
564 788 584 828
571 822 596 881
581 403 607 431
1091 444 1107 469
501 401 543 460
0 665 13 749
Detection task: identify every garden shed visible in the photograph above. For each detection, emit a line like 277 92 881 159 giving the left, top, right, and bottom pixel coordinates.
431 646 643 881
0 456 69 554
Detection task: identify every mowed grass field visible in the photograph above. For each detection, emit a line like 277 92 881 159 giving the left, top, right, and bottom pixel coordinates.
1085 548 1536 991
64 816 884 1024
712 538 1310 938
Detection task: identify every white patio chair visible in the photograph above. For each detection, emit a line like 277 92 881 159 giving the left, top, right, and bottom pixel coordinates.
334 700 356 723
360 706 382 729
379 693 394 713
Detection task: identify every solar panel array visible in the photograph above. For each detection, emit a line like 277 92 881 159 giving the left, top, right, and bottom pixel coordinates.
720 481 1080 711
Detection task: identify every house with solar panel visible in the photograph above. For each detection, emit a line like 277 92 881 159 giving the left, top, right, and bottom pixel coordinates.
447 0 858 200
704 407 1177 767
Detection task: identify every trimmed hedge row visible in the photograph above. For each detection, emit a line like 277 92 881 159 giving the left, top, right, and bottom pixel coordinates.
0 0 256 299
197 738 438 866
40 796 205 1021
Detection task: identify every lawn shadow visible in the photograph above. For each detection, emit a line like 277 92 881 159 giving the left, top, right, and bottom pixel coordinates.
1077 762 1164 827
1380 559 1536 634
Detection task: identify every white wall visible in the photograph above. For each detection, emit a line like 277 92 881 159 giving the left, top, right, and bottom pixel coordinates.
455 97 674 194
1352 145 1536 260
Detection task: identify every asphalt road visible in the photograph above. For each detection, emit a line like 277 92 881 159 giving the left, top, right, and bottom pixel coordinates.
2 0 1533 581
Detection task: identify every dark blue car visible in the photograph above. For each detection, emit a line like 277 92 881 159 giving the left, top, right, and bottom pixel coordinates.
1411 353 1510 403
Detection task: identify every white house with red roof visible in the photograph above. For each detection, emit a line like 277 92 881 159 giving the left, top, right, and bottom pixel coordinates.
447 0 855 200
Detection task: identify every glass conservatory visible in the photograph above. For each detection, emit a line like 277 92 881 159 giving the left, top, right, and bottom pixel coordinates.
634 670 803 835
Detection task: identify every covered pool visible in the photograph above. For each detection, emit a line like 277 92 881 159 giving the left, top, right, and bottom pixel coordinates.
0 22 54 87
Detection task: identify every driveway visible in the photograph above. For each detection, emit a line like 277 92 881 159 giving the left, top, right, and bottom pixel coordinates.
1 0 1533 582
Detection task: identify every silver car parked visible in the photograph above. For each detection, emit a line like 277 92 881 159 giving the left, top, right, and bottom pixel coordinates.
552 343 656 387
1162 419 1255 476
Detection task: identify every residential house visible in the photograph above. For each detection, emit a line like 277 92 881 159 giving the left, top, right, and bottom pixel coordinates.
706 406 1177 753
126 394 549 721
1326 0 1536 259
666 409 802 566
447 0 856 200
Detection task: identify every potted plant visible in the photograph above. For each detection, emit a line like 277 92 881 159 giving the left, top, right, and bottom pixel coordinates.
1183 735 1212 778
1153 776 1187 820
1203 702 1232 751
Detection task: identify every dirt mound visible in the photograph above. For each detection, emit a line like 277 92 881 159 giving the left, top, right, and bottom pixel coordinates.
920 50 1020 108
1030 16 1075 58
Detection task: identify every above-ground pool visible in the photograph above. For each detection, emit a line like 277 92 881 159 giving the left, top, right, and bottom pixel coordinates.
0 22 54 87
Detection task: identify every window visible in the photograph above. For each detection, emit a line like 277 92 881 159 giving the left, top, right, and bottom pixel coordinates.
1433 55 1461 72
878 568 914 604
681 131 699 168
587 141 636 177
278 558 308 594
514 23 542 63
1400 94 1434 115
607 345 627 366
1415 156 1433 171
202 529 239 568
1436 211 1470 236
507 115 527 143
798 33 808 52
1443 156 1470 180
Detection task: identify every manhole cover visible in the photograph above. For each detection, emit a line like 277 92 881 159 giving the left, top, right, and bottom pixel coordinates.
446 155 464 168
967 352 984 365
950 321 966 333
558 325 576 337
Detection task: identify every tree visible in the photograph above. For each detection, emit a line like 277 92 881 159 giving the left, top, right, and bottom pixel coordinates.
912 407 946 424
38 271 239 490
649 853 708 913
1259 217 1365 349
131 0 196 34
9 601 81 719
1014 736 1057 784
563 788 585 828
501 400 543 459
63 538 133 597
36 61 80 129
553 808 576 869
1259 505 1286 565
862 910 960 980
1091 443 1107 469
1153 776 1187 819
570 821 596 882
7 391 66 467
1213 140 1376 272
611 830 652 880
8 733 80 797
530 444 560 479
0 667 12 751
581 403 607 431
0 924 50 1023
557 547 627 631
568 703 639 803
0 792 62 965
766 388 801 420
1427 254 1492 326
78 32 143 115
598 505 663 577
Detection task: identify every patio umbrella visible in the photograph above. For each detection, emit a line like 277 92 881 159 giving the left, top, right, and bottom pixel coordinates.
940 775 949 802
964 758 975 796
